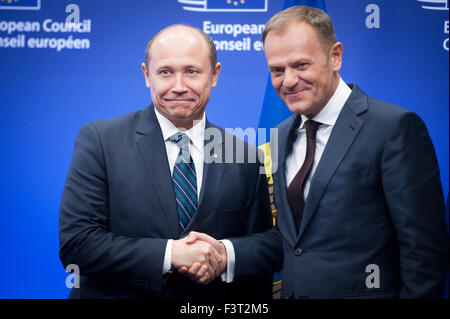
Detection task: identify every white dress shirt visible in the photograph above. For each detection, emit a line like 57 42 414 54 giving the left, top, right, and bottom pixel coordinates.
155 108 234 283
224 78 352 282
285 77 352 198
154 107 205 195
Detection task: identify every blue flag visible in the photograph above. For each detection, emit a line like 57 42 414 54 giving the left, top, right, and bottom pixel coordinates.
256 0 327 298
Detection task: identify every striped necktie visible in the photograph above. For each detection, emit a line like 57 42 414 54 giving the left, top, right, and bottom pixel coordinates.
170 132 198 231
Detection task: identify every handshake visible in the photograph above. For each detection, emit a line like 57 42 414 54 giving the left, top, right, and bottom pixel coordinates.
171 232 228 285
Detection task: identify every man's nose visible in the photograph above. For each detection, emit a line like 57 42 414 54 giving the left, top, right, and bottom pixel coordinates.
172 74 188 94
282 69 298 89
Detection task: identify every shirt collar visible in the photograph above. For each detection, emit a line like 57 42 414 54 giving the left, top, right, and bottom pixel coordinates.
300 77 352 129
154 106 206 152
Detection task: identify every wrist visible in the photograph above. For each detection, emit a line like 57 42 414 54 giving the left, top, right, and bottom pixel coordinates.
171 239 183 269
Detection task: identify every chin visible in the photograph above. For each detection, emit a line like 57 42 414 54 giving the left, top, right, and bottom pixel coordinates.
168 112 192 122
286 104 309 116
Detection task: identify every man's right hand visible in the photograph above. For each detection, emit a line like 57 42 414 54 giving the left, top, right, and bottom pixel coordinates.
171 235 223 284
177 232 228 285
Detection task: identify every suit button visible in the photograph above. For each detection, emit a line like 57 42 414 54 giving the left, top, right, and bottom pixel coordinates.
294 248 303 256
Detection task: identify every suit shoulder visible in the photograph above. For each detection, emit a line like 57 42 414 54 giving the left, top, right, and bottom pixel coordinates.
351 91 430 143
348 84 418 124
83 107 147 135
365 96 425 127
367 96 409 116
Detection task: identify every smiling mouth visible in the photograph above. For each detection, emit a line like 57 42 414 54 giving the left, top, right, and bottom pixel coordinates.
165 99 194 102
284 89 308 98
164 98 196 105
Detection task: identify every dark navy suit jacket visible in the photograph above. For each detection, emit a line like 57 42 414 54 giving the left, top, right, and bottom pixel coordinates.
231 84 449 298
59 105 277 299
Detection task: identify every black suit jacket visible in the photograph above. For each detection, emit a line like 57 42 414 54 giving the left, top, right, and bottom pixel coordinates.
59 105 275 299
232 84 449 298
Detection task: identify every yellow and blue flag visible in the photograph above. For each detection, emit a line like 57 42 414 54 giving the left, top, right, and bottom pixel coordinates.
256 0 327 299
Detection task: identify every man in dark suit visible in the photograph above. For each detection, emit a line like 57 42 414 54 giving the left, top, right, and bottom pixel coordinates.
59 24 277 299
188 6 449 298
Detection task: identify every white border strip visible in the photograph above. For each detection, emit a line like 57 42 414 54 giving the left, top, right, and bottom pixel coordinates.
0 0 41 10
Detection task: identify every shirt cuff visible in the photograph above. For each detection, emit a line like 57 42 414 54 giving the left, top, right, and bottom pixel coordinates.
220 239 235 283
162 239 173 275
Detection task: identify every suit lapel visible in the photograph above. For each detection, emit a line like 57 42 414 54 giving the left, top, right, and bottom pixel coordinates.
183 121 225 235
297 85 368 242
135 105 181 238
273 115 302 247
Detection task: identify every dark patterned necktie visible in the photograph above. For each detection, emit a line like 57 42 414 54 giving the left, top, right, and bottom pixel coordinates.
287 120 320 231
170 132 198 231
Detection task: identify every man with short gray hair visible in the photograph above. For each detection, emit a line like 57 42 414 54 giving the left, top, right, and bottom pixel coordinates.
256 5 448 298
188 5 449 298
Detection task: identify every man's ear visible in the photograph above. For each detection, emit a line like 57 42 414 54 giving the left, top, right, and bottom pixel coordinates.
329 42 343 72
211 62 222 88
141 63 151 88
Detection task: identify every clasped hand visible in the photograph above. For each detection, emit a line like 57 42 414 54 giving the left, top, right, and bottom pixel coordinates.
171 232 227 285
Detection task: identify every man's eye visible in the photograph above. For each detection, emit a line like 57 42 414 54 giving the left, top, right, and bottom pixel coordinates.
271 68 284 76
187 69 197 74
160 70 170 75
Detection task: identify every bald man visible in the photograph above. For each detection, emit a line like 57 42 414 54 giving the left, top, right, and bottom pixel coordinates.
59 25 278 299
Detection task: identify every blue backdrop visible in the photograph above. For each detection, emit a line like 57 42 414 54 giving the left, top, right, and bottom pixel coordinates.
0 0 448 298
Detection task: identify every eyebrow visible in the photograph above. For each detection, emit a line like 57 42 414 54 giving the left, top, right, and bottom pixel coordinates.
155 64 203 71
184 64 203 70
269 56 311 69
268 65 284 71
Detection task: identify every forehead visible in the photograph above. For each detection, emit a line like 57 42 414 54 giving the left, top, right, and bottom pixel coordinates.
266 21 321 48
149 27 210 67
264 21 324 62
